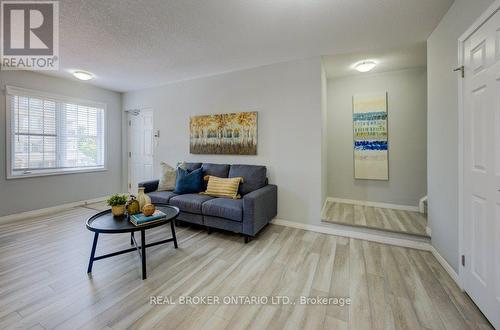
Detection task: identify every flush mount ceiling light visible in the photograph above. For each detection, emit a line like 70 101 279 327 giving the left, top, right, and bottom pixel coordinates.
73 71 94 81
354 60 377 73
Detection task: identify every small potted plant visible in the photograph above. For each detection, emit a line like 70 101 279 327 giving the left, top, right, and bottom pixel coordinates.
107 194 128 217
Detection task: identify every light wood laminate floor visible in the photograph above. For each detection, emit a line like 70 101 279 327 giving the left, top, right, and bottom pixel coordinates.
0 203 490 329
322 201 429 237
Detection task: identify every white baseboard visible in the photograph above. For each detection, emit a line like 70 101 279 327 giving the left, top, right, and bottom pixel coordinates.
326 197 419 212
320 198 329 219
271 218 431 251
419 196 428 214
429 246 461 288
0 195 110 224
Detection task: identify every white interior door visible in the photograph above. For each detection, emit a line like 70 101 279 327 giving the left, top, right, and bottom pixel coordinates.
128 109 154 195
462 8 500 328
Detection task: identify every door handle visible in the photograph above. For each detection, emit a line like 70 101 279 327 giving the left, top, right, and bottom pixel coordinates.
454 65 464 78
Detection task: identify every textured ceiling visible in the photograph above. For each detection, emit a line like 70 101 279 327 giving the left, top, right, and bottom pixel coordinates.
323 42 427 79
44 0 452 92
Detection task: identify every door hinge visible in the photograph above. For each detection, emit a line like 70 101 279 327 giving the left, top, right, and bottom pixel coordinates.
129 120 131 126
128 183 131 189
461 254 465 267
128 151 131 157
454 65 465 78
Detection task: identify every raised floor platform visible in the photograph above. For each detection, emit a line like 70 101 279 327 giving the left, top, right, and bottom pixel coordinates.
322 200 429 238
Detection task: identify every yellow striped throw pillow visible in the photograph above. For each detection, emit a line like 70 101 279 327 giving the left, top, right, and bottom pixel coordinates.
201 175 244 199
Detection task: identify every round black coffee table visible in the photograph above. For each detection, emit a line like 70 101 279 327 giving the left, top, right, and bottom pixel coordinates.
86 203 179 280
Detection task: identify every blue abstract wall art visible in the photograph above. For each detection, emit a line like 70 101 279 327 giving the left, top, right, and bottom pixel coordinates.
353 93 389 180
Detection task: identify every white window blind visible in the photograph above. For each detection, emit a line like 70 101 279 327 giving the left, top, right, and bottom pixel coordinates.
6 86 106 178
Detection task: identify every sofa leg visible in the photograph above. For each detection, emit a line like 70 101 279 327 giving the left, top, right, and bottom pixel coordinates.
207 226 212 234
244 235 252 244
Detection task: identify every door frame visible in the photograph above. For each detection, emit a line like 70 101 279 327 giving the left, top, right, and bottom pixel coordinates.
457 0 500 289
126 108 154 193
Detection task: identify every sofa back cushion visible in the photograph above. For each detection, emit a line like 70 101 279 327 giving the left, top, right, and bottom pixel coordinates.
202 163 230 178
201 163 230 190
183 162 202 172
228 165 267 195
173 167 203 194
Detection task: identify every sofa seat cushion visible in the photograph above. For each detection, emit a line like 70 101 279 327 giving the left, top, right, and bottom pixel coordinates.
147 191 177 204
202 198 243 222
228 165 267 195
169 194 214 214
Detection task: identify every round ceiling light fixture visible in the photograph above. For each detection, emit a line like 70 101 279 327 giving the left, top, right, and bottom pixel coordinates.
354 60 377 73
72 70 94 81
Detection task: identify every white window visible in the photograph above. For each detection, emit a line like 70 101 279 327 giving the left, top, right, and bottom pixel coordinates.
6 86 107 178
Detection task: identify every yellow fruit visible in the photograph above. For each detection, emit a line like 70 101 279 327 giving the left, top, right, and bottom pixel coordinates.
142 203 155 217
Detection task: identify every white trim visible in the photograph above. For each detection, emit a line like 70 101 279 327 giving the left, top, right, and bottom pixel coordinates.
429 246 461 288
457 0 500 291
457 15 466 292
271 218 431 251
419 196 427 214
426 226 432 237
6 94 12 180
7 167 107 180
458 1 500 42
320 197 329 219
324 197 419 212
0 195 117 224
5 85 106 109
271 218 461 288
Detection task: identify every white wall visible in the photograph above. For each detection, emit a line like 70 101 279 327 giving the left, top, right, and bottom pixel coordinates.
123 57 323 225
0 71 123 217
327 68 427 206
427 0 494 271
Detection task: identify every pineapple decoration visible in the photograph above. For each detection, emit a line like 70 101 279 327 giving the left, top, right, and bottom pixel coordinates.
126 196 140 215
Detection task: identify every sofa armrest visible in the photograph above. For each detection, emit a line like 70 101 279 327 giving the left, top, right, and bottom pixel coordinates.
242 184 278 236
138 180 159 194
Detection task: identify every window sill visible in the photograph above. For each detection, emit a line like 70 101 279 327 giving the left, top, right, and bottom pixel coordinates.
7 167 107 180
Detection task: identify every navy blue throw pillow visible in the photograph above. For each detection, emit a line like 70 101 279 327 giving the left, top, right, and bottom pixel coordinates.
173 167 203 194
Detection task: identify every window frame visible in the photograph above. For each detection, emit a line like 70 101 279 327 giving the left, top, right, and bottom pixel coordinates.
5 85 108 179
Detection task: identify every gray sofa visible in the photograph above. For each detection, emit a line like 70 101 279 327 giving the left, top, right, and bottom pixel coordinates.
138 163 277 243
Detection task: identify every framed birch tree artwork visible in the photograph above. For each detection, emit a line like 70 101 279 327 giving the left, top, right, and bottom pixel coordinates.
189 112 257 155
352 93 388 180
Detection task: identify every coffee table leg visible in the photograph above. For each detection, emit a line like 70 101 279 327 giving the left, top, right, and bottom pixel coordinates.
170 220 178 249
130 232 134 245
87 232 99 274
141 229 147 280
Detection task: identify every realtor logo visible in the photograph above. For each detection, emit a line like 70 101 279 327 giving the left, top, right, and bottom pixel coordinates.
1 1 59 70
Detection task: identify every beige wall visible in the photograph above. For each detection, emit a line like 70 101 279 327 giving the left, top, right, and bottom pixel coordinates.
123 58 324 225
321 63 328 206
0 71 123 217
327 68 427 207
